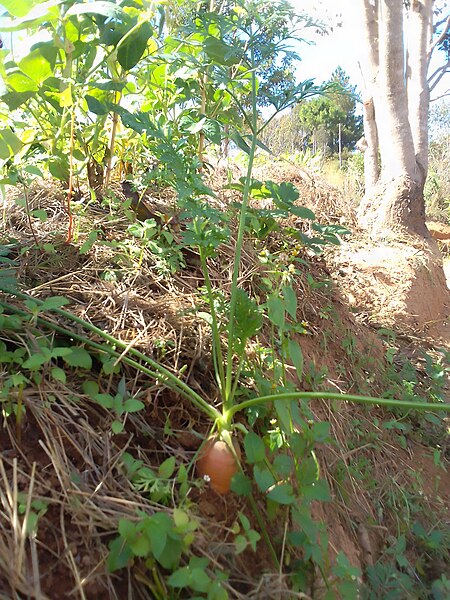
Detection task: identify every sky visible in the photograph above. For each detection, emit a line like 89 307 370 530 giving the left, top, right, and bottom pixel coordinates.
288 0 449 102
289 0 364 87
0 0 448 102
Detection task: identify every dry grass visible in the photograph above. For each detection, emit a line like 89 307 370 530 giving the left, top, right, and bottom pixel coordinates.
0 176 448 598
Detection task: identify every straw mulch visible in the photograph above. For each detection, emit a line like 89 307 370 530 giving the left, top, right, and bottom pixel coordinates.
1 176 448 598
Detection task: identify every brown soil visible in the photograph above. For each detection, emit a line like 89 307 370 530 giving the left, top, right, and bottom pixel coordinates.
443 257 450 287
331 237 450 333
0 174 449 598
427 220 450 241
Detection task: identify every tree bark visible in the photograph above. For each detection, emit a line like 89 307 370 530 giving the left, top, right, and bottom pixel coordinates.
406 0 433 180
356 0 432 238
357 1 380 197
376 0 416 179
362 97 379 194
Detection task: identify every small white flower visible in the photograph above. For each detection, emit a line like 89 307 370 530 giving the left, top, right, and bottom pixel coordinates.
203 474 211 483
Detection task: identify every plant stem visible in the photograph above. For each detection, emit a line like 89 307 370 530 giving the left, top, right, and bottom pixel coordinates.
0 292 220 421
199 248 226 396
65 110 75 243
229 354 246 403
227 391 450 423
248 493 280 568
22 184 39 246
198 73 206 163
224 42 258 410
104 90 122 189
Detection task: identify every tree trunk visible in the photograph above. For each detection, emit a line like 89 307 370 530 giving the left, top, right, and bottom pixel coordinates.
343 1 448 328
358 175 427 238
357 0 380 196
406 0 433 177
361 97 379 194
356 0 433 239
375 0 416 179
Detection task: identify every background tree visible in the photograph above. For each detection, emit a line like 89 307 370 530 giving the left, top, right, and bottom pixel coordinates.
428 2 450 99
356 0 450 238
298 96 343 153
297 68 363 154
261 66 362 155
258 105 308 155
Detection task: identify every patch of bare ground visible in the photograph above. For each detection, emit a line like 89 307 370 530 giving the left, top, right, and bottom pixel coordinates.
444 258 450 288
329 234 450 336
0 176 448 598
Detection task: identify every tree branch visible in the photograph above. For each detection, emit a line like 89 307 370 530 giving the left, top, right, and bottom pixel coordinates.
428 14 450 61
434 15 449 30
361 0 379 79
430 88 450 102
428 58 450 91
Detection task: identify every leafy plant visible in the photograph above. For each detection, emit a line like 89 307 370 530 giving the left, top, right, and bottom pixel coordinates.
364 527 450 600
0 1 449 598
83 377 144 434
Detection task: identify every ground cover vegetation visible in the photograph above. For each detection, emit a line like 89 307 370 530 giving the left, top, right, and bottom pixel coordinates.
426 101 450 223
0 0 449 598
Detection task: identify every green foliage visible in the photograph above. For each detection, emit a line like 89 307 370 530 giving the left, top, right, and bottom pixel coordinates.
0 243 18 291
108 511 187 571
232 512 261 554
297 68 363 153
0 302 96 417
17 493 48 535
363 525 450 600
121 451 189 504
168 557 228 599
0 0 164 185
127 217 186 275
83 378 144 434
260 66 363 156
343 151 365 198
426 103 450 222
107 509 229 598
425 143 450 222
0 2 448 599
